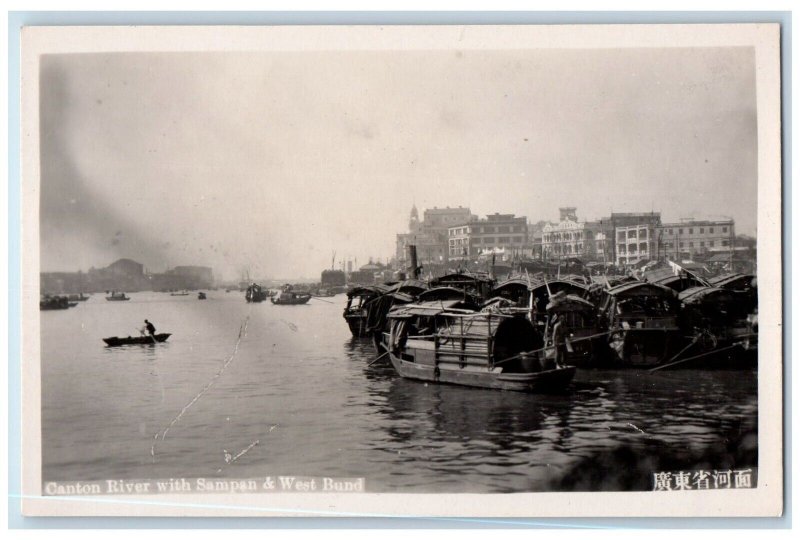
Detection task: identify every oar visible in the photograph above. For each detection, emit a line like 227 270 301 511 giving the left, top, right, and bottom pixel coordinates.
368 351 390 366
139 327 157 344
310 296 334 304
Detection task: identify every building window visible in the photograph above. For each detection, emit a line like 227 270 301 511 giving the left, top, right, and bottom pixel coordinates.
628 230 637 239
619 245 626 253
689 228 693 234
680 242 684 248
700 228 704 234
618 232 626 242
723 227 728 233
709 227 714 233
722 240 729 246
710 241 714 247
679 228 683 234
689 242 694 248
639 242 648 253
700 241 705 247
668 228 673 235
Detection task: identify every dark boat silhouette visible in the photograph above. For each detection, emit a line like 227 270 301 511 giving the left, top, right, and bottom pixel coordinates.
103 333 172 347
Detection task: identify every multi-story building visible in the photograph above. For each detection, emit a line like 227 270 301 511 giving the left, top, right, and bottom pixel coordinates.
657 219 735 260
86 257 150 291
528 220 548 260
582 220 612 262
105 258 145 278
542 208 586 261
615 224 658 266
396 205 474 265
447 213 528 260
595 212 662 262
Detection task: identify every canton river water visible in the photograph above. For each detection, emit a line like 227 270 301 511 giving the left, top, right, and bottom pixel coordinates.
41 291 758 492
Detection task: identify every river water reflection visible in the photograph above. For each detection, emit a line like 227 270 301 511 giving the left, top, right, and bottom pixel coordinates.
41 291 757 492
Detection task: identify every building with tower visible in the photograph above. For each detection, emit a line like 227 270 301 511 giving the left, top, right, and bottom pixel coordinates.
396 205 474 266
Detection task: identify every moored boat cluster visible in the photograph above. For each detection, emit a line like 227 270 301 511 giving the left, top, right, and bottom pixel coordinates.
343 250 758 392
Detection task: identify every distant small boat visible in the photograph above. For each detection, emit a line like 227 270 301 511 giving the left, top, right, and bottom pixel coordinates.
103 333 172 347
198 292 207 300
170 291 190 296
67 293 90 302
271 291 312 305
245 283 269 303
40 296 71 310
105 292 130 301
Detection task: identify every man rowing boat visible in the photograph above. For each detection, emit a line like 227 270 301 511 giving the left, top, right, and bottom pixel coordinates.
141 319 156 337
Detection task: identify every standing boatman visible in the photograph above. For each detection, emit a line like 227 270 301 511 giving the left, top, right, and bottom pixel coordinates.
143 319 156 337
551 313 567 368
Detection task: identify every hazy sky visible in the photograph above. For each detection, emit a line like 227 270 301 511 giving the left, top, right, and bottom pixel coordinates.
40 47 757 280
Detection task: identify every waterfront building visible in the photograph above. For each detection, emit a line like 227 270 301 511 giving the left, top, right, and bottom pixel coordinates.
170 265 214 288
541 208 586 261
396 205 474 265
657 219 735 260
41 258 215 294
447 213 528 260
615 223 658 266
86 258 150 292
595 212 662 263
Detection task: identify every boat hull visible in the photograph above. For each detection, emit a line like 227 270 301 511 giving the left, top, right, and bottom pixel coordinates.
608 328 681 368
345 315 369 337
103 333 171 347
105 297 130 301
271 296 311 305
388 352 576 392
40 304 70 311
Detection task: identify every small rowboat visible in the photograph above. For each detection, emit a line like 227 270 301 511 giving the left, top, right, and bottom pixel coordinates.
271 292 312 305
103 333 172 347
271 285 311 305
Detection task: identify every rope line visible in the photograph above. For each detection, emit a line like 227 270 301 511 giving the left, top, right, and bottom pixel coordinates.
648 344 742 372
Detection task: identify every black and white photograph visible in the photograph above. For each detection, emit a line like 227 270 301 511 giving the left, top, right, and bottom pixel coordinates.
19 23 783 517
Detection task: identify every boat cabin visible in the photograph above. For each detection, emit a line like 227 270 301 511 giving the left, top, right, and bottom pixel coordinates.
708 273 757 312
598 282 681 366
429 272 495 303
542 293 602 367
344 284 394 337
362 279 428 338
644 267 707 293
389 301 545 370
678 286 752 347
